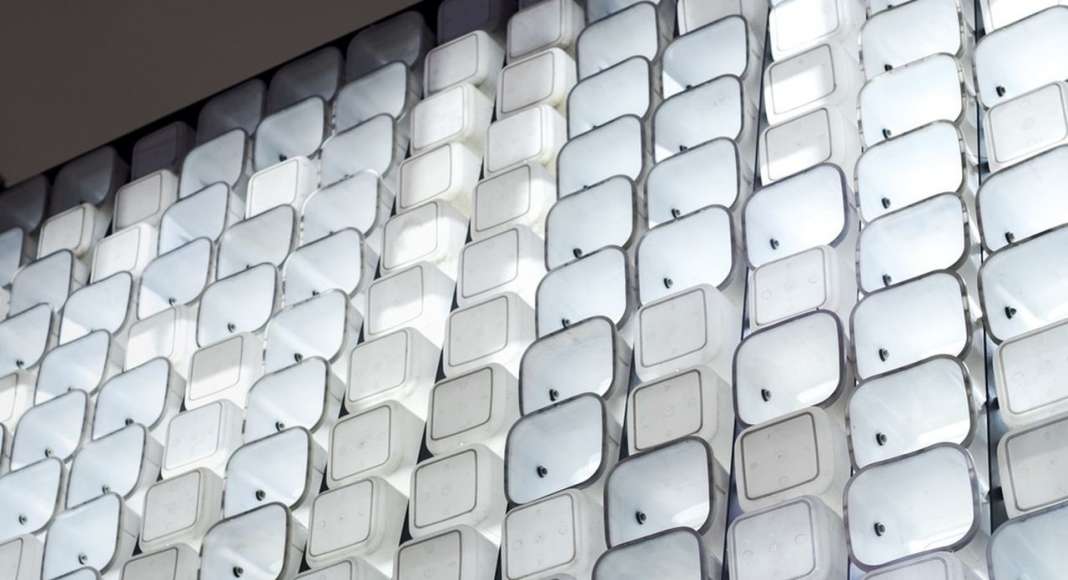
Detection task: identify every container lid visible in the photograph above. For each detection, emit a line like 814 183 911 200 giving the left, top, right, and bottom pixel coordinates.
504 491 587 579
346 11 432 81
995 318 1068 428
246 358 331 441
12 390 88 469
179 129 247 198
990 501 1068 579
51 147 127 213
849 356 973 468
330 403 398 482
506 394 611 504
546 176 638 269
163 401 237 474
638 205 734 304
662 15 751 98
999 413 1068 517
535 246 631 336
858 193 969 293
975 6 1068 107
856 121 967 223
557 115 644 197
845 444 979 569
861 0 966 78
735 311 845 426
851 271 970 379
253 97 327 171
744 164 850 269
653 75 744 162
321 115 397 187
0 457 64 537
224 428 314 516
265 290 351 373
141 469 214 545
201 503 293 580
93 358 174 439
520 316 622 414
36 330 113 403
987 82 1068 170
0 303 53 376
859 54 965 147
728 496 844 580
429 366 508 447
10 248 79 316
139 237 213 318
568 57 653 137
217 206 296 278
605 437 715 546
60 272 133 344
411 447 491 530
197 264 277 347
308 480 376 559
267 47 341 113
159 183 230 251
636 285 731 374
862 551 973 580
336 61 413 133
67 424 149 506
978 144 1068 252
645 137 742 226
593 528 706 580
302 172 385 243
765 44 840 125
197 79 266 144
0 175 49 232
979 224 1068 343
42 494 124 579
737 407 841 508
577 2 661 79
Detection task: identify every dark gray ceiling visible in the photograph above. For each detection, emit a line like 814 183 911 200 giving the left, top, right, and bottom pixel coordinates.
0 0 420 184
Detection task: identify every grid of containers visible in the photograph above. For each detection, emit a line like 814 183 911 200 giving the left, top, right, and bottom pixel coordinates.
1 1 1067 579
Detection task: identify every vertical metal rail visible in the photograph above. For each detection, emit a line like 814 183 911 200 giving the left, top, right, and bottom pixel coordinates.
974 0 1009 532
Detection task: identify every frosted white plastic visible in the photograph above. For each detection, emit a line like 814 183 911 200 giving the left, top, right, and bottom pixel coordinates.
139 468 222 552
160 401 243 479
979 225 1068 343
520 316 631 419
505 394 620 505
424 30 504 97
409 445 506 543
185 333 264 410
727 496 847 580
845 445 985 571
457 225 545 308
507 0 586 61
998 414 1068 518
851 272 973 380
328 400 423 494
977 144 1068 252
365 263 454 348
471 164 556 241
497 48 577 118
216 206 297 279
535 246 635 338
735 407 850 513
734 311 849 426
633 284 741 382
427 365 518 458
855 121 975 224
626 367 734 472
849 356 975 469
